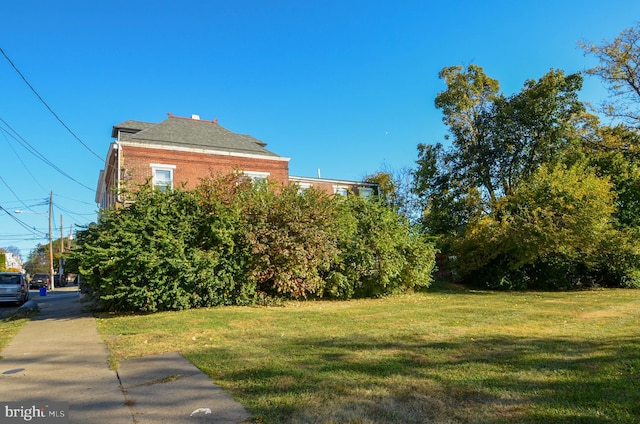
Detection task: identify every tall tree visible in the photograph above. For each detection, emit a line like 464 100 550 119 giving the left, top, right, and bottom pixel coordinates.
416 66 584 235
490 70 584 195
580 23 640 128
434 65 501 204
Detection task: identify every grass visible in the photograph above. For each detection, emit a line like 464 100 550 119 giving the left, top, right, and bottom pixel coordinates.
0 315 29 358
95 287 640 423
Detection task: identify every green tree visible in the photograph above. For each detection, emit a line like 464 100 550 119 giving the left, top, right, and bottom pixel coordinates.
24 245 49 275
416 66 584 239
414 65 640 289
433 64 502 204
453 163 626 289
366 166 423 224
365 171 396 204
71 185 234 312
583 125 640 229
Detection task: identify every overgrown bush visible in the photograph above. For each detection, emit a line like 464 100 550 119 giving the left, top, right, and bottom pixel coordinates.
327 195 436 298
452 164 640 289
71 174 437 312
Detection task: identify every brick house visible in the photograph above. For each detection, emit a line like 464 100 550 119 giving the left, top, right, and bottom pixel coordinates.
95 113 377 208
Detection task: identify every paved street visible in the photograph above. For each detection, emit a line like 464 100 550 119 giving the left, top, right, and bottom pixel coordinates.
1 286 251 423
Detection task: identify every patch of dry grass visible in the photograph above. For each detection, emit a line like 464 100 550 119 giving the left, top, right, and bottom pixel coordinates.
96 289 640 423
0 315 29 357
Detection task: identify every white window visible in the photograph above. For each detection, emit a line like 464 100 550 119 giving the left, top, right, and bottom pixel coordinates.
242 171 270 185
333 185 349 196
151 164 176 191
358 187 374 198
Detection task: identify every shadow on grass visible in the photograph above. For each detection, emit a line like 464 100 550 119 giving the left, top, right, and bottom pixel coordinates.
188 334 640 423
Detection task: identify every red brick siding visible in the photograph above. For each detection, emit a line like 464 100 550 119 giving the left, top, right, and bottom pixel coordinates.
121 145 289 189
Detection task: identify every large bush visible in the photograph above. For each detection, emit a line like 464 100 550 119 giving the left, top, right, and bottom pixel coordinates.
71 176 436 312
72 185 255 312
452 164 640 289
327 195 436 298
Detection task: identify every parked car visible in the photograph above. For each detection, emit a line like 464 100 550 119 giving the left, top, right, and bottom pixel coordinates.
53 274 67 287
0 272 30 305
30 273 50 290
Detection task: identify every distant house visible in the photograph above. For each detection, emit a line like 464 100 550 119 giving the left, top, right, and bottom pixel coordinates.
95 113 377 209
2 251 23 271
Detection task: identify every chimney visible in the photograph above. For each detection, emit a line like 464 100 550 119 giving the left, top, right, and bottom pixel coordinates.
191 114 200 120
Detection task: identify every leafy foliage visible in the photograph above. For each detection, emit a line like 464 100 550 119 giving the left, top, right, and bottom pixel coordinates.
327 195 436 298
71 175 436 312
239 184 342 299
415 64 640 289
453 164 631 289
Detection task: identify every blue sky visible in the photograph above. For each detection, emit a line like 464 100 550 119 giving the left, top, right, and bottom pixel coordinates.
1 0 639 259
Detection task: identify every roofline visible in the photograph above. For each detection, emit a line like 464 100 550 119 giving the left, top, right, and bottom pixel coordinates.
289 176 377 186
118 140 291 162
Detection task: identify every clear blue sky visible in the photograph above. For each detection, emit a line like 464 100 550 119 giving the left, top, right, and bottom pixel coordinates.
1 0 639 259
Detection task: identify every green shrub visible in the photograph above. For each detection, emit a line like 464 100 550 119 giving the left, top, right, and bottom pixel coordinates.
329 195 436 298
454 164 640 289
72 174 437 312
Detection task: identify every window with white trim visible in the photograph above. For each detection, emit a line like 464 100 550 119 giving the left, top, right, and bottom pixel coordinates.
358 187 374 198
333 185 349 196
242 171 270 185
151 164 176 191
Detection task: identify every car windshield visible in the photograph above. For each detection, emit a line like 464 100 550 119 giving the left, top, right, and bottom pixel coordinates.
0 275 20 285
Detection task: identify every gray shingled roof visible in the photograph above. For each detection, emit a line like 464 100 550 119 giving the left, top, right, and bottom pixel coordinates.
113 117 281 157
111 120 156 138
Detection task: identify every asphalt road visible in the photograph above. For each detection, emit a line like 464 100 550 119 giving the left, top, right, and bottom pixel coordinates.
0 285 80 318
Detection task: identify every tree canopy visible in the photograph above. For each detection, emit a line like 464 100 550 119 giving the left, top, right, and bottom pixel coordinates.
413 62 640 289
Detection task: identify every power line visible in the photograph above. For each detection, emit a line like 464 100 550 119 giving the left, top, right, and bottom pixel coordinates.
0 117 94 191
54 192 95 207
1 129 47 193
0 175 39 212
0 205 48 238
0 46 103 161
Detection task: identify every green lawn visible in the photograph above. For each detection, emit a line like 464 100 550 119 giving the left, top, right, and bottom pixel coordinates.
0 316 29 359
96 288 640 423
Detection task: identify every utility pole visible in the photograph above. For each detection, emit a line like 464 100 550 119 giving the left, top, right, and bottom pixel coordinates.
60 214 64 254
49 191 55 290
59 214 64 282
67 224 73 250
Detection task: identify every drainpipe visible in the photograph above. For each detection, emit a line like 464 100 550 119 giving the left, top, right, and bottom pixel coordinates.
114 141 121 204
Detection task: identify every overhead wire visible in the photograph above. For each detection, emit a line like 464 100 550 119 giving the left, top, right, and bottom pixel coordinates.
0 117 94 191
0 48 100 252
0 46 103 161
0 175 40 213
0 205 48 238
55 192 96 207
0 128 47 193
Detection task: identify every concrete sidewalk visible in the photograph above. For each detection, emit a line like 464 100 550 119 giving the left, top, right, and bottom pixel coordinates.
0 287 251 423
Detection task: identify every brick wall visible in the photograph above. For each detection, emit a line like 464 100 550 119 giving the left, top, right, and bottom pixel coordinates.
121 145 290 189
